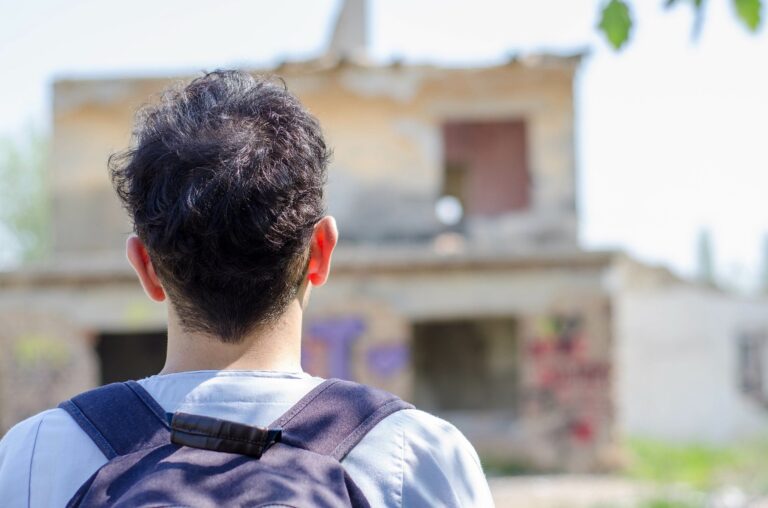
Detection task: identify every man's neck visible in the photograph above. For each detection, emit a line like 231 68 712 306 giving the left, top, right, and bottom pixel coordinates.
159 300 304 374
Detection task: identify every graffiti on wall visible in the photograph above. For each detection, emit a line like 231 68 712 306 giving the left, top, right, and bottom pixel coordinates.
523 313 610 447
302 315 409 381
367 343 409 378
302 317 366 380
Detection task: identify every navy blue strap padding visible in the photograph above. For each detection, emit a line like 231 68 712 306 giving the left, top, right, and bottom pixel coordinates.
273 379 414 461
58 381 170 459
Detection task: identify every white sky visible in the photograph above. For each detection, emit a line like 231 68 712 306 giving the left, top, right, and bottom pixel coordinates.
1 0 767 289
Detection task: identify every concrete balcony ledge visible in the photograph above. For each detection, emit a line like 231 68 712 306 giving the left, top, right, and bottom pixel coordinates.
0 245 619 289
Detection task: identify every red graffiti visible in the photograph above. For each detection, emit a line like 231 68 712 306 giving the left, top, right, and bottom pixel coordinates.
524 314 611 447
569 418 594 443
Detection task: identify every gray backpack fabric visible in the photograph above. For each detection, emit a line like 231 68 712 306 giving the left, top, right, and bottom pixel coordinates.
59 378 413 507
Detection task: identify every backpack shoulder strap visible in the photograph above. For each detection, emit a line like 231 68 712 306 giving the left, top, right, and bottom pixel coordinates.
273 378 414 461
58 381 170 459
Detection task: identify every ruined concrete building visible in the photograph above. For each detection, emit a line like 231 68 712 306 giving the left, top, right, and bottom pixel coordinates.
2 0 768 472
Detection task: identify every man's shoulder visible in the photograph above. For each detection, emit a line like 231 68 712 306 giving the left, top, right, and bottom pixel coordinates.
0 408 61 451
373 407 483 469
346 405 493 507
0 406 110 505
1 407 80 466
384 407 477 446
395 407 474 436
0 405 107 469
338 380 483 468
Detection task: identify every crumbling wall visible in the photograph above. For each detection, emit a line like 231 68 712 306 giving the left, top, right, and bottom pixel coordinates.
313 253 619 472
517 298 617 472
616 277 768 444
50 60 579 255
0 309 97 431
303 300 412 400
0 277 167 431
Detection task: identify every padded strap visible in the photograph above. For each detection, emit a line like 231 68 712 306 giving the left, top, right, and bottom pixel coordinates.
58 381 170 459
272 379 413 461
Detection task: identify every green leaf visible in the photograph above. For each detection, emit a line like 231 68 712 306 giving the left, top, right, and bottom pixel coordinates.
598 0 633 50
733 0 762 31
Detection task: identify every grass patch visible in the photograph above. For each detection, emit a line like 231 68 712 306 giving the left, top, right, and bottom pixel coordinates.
635 498 702 508
626 438 736 490
481 457 541 476
625 436 768 493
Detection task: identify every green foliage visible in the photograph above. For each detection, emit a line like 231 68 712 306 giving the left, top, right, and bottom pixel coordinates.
599 0 633 49
717 437 768 494
626 436 768 494
14 333 70 368
480 456 540 476
0 133 50 262
734 0 762 30
636 498 702 508
627 438 736 490
598 0 763 50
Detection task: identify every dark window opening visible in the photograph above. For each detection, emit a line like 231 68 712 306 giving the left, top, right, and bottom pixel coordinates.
739 331 768 408
96 331 167 385
412 317 519 412
441 120 530 218
443 161 469 207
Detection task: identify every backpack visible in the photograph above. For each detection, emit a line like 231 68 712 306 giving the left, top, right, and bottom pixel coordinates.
58 378 413 507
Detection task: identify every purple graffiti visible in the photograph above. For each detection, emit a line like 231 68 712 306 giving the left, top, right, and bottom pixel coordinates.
306 317 366 379
366 344 409 378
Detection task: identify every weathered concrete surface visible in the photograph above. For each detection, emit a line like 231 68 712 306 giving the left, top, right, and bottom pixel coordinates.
614 259 768 444
0 309 97 430
50 56 580 255
13 43 768 475
488 475 646 508
0 248 619 471
489 475 768 508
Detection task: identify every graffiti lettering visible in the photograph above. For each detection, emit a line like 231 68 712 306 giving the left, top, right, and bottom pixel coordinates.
303 317 366 379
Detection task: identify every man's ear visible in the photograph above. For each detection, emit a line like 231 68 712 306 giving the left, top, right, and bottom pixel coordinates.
126 235 166 302
306 216 338 287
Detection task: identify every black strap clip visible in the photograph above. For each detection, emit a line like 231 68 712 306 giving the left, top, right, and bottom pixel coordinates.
170 412 282 459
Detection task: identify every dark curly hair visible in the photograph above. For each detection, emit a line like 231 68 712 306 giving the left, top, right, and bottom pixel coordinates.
110 70 330 343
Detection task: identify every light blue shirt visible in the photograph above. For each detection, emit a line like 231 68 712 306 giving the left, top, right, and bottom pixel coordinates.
0 370 494 507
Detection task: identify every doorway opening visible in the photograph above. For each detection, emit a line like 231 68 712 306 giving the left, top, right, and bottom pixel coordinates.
412 317 520 413
96 331 167 385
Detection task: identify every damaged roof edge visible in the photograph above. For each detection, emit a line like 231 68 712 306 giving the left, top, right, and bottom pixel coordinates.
52 49 587 114
52 49 588 90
